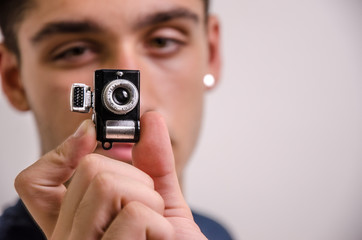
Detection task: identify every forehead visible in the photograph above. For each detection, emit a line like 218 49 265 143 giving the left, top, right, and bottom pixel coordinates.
21 0 204 29
16 0 205 47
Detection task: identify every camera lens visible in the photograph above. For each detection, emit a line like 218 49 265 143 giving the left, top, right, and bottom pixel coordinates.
102 79 139 115
113 88 130 105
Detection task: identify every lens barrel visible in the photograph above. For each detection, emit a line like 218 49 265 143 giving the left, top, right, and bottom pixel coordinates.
102 79 139 115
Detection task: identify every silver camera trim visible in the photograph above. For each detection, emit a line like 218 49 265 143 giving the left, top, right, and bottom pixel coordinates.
102 79 139 115
105 120 137 140
70 83 92 113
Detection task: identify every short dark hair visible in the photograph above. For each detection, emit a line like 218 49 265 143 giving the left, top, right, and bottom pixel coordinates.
0 0 35 57
0 0 210 58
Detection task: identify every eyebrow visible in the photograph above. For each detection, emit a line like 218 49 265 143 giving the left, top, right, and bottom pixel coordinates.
31 7 199 44
134 8 200 29
31 21 102 44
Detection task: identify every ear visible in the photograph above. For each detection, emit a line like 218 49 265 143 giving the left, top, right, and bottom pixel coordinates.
0 44 30 111
205 15 222 90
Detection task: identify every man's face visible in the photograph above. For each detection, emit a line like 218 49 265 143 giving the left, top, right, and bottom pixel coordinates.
9 0 219 178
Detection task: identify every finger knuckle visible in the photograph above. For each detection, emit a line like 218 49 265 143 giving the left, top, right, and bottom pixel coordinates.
152 191 165 215
91 172 116 196
122 201 147 220
14 169 31 194
54 141 70 162
159 221 175 240
142 173 155 189
76 154 102 179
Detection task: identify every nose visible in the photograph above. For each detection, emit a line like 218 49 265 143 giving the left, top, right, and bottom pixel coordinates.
108 42 139 70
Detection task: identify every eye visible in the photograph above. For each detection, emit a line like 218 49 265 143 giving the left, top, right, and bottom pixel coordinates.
149 37 175 48
54 46 88 60
50 41 99 67
145 28 187 57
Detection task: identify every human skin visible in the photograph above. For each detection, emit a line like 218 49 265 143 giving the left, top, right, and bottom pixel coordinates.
0 0 221 238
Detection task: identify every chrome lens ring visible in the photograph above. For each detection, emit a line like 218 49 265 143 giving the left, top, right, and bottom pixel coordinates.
102 80 139 115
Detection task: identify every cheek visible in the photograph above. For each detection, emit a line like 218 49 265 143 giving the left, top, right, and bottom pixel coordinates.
169 73 204 163
150 43 207 104
146 50 207 170
22 64 93 112
166 46 207 130
20 61 95 149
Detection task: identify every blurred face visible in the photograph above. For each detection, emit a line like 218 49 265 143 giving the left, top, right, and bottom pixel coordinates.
3 0 220 179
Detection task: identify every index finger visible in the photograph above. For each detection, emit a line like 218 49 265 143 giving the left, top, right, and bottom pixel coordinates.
15 119 97 237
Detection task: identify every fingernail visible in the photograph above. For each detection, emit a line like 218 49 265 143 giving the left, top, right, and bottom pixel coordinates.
73 121 89 138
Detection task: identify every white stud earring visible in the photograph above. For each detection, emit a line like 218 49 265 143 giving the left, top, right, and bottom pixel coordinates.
203 74 215 88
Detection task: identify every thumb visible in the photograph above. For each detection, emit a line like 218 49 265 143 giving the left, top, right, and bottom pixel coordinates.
15 119 97 237
132 112 192 219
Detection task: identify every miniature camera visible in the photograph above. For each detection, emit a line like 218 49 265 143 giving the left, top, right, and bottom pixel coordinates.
70 69 140 150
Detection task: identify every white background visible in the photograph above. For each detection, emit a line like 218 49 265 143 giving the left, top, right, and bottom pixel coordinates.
1 0 362 239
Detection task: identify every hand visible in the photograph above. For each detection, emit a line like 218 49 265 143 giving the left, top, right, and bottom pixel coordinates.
15 112 206 239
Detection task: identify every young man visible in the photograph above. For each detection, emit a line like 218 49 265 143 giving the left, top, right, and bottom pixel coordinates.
0 0 232 239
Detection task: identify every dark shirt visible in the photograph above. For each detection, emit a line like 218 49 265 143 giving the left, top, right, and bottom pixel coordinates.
0 199 233 240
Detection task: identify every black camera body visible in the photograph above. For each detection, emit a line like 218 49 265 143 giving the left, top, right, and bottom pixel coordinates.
70 69 140 149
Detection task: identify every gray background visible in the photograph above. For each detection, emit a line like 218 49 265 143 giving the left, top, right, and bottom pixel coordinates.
1 0 362 239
